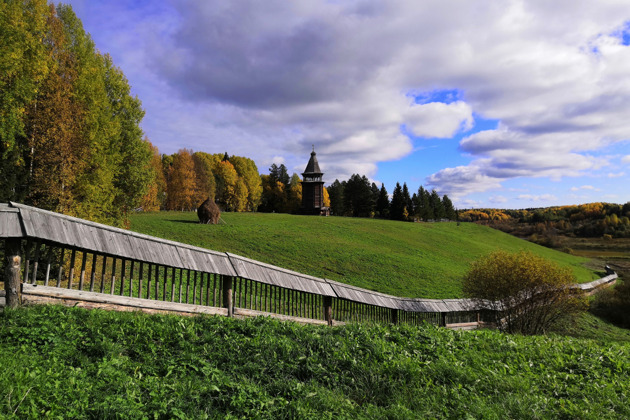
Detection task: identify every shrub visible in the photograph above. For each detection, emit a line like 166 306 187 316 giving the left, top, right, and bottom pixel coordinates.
592 279 630 327
463 250 587 335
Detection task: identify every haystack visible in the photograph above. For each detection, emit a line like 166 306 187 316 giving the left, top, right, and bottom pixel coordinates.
197 198 221 224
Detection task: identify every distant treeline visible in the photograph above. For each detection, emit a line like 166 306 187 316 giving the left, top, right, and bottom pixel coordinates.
327 175 457 221
460 202 630 239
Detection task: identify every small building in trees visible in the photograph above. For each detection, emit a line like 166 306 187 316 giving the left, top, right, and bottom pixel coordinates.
301 147 329 215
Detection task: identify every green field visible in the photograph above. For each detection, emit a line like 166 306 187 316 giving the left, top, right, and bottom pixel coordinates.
130 212 597 299
0 305 628 419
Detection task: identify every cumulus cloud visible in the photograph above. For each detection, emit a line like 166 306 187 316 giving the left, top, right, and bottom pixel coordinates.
570 185 600 191
69 0 630 192
622 155 630 164
518 194 558 202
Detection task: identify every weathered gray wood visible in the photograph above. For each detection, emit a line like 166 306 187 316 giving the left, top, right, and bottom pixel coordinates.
233 307 329 326
31 241 41 285
223 275 233 316
68 248 77 289
137 262 143 298
56 248 64 288
44 245 53 286
0 206 24 237
23 240 32 283
79 251 87 290
323 295 333 326
21 284 228 316
120 259 127 296
109 257 117 295
129 260 135 297
89 252 97 292
4 238 22 308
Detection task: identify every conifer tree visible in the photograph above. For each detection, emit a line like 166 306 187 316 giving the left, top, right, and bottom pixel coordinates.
376 184 390 218
390 182 405 221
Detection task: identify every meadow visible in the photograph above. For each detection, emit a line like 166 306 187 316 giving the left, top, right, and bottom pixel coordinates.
0 305 628 419
130 212 598 299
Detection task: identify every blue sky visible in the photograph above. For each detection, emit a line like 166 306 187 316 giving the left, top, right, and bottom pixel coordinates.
66 0 630 209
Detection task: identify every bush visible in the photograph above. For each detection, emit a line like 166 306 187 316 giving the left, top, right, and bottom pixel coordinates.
592 279 630 327
463 250 587 335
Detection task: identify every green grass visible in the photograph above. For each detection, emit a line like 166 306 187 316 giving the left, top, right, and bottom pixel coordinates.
0 305 628 419
130 212 596 299
551 311 630 343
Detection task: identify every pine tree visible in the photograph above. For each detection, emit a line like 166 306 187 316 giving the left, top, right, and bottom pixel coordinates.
390 182 405 221
402 183 413 221
376 184 390 218
430 189 446 219
442 194 457 220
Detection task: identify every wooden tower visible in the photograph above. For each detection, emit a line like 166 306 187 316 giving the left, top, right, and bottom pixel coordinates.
301 147 327 215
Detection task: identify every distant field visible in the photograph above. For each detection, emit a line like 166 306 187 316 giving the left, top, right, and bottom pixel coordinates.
130 212 598 299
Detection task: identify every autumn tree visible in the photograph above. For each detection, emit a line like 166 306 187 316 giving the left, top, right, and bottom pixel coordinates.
214 160 240 211
286 173 303 213
192 152 217 204
259 174 285 213
166 149 197 211
231 156 262 211
1 2 152 225
323 186 331 208
0 0 50 202
139 138 166 211
463 250 587 335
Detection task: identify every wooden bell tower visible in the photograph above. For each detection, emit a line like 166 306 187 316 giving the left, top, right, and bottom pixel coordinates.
301 147 327 215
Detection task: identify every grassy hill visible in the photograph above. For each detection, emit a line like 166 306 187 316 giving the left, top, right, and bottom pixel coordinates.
130 212 598 299
0 305 628 418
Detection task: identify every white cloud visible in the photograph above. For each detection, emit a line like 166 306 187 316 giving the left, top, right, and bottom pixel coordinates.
68 0 630 191
608 172 625 178
570 185 599 191
489 195 508 204
517 194 558 202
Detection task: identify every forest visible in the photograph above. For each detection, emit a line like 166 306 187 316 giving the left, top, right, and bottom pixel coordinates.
459 202 630 240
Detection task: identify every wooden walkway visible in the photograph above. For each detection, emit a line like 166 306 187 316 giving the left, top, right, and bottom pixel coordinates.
0 202 618 327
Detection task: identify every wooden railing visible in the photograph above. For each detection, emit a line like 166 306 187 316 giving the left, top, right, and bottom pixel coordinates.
0 203 618 328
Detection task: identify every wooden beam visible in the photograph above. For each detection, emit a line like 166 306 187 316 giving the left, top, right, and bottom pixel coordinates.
222 275 233 317
21 284 228 316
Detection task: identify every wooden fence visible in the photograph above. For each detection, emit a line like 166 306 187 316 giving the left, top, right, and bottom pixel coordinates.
0 202 618 329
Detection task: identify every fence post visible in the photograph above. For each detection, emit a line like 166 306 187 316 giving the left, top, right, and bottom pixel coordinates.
222 275 233 317
391 308 399 325
323 296 333 326
4 239 22 308
440 312 447 327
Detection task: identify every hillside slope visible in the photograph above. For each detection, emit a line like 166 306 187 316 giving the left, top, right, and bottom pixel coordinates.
130 212 596 299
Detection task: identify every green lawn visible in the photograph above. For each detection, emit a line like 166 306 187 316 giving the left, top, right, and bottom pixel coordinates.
130 212 597 299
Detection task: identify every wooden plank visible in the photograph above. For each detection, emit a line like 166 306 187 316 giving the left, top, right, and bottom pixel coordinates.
0 210 24 237
21 284 228 316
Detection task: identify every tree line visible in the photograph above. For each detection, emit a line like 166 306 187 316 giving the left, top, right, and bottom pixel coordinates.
156 150 262 213
326 175 457 221
459 202 630 239
1 1 154 226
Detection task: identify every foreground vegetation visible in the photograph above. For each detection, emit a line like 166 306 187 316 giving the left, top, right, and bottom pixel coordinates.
130 211 597 299
0 305 628 419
